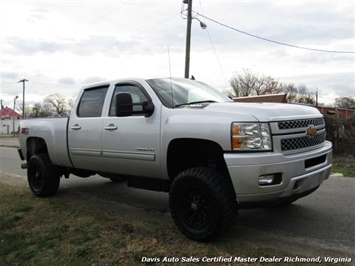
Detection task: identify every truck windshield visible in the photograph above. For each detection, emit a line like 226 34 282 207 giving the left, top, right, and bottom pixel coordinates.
146 78 232 108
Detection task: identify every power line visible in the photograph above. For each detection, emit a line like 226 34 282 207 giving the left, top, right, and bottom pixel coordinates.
73 2 129 34
199 2 228 87
131 12 181 38
196 12 355 54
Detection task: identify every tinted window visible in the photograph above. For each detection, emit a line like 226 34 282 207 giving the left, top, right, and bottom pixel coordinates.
77 86 108 117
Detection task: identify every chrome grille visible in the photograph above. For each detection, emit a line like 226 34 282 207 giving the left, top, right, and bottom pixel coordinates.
281 131 326 151
278 118 324 130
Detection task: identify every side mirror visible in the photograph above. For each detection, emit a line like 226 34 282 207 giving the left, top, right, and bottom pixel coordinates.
116 93 133 117
115 93 155 117
142 100 155 117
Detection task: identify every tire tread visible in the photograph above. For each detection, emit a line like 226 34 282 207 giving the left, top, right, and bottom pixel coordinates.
169 167 237 241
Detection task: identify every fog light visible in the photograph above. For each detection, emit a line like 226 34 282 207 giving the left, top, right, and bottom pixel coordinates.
259 175 274 185
259 173 282 186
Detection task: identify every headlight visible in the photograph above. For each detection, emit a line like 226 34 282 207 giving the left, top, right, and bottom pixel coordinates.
232 122 272 151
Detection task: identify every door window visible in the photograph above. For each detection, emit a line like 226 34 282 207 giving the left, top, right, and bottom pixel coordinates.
109 84 149 116
77 86 109 117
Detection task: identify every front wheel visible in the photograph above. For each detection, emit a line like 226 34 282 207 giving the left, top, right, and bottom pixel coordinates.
169 167 237 241
27 154 60 197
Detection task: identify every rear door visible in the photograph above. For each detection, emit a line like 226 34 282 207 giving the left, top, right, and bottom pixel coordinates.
68 85 109 171
101 82 161 178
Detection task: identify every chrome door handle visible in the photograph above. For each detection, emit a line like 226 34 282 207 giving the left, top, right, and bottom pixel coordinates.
104 124 118 131
71 124 81 130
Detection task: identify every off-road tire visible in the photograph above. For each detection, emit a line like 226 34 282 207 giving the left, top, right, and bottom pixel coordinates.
169 167 237 241
27 154 60 197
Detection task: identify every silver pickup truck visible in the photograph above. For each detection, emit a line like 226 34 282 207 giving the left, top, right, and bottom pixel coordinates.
18 77 332 241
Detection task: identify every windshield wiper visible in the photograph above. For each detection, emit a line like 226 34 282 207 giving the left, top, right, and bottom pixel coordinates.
174 100 217 108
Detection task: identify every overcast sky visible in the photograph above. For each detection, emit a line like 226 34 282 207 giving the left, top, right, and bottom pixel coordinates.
1 0 354 109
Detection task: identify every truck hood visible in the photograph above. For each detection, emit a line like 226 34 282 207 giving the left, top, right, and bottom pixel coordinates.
205 102 322 121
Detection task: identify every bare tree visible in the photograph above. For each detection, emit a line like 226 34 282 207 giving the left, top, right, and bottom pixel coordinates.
296 85 315 105
229 69 267 97
334 97 355 109
29 102 53 117
30 102 42 117
229 75 242 97
279 83 298 103
227 69 350 108
263 76 282 95
44 94 68 115
298 94 315 105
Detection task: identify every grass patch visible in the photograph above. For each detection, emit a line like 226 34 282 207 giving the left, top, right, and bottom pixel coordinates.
332 166 353 177
332 156 355 178
0 183 347 265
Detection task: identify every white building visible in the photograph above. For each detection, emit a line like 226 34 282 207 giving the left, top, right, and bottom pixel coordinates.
0 107 22 135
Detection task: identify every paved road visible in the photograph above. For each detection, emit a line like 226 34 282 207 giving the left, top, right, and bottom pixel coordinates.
1 146 27 176
1 146 354 258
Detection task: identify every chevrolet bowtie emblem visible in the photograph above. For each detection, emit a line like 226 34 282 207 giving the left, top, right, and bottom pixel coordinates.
307 126 317 136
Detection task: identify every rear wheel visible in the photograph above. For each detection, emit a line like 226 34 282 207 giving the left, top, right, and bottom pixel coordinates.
27 154 60 197
169 167 237 241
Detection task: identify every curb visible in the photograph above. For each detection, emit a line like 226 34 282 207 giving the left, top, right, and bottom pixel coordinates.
329 173 345 178
0 145 19 148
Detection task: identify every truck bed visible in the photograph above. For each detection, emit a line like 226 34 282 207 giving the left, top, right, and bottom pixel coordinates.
19 117 72 168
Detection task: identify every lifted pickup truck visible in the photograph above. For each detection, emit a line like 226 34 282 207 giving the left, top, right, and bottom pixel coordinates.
18 77 332 241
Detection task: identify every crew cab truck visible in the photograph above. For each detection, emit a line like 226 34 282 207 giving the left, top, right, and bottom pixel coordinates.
18 77 332 241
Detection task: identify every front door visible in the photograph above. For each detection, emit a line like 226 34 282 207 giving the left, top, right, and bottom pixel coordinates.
101 83 161 178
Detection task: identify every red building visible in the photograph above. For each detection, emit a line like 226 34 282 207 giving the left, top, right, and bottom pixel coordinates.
0 107 22 134
317 106 355 118
0 107 23 120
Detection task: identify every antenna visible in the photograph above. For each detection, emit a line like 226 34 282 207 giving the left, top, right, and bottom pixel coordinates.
168 45 172 79
167 45 174 108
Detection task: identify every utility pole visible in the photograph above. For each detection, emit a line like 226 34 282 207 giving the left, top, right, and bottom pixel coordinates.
13 96 19 136
184 0 193 78
18 79 28 119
